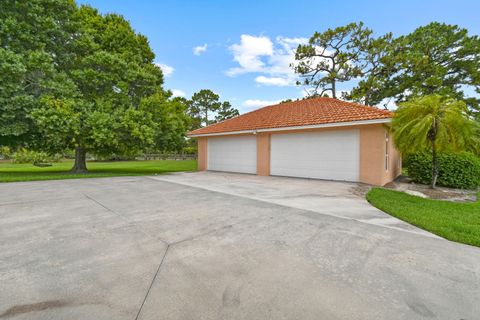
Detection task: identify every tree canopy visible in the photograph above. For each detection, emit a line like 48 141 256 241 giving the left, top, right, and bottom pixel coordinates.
293 22 373 98
352 22 480 113
215 101 239 123
0 0 189 172
294 22 480 117
188 89 239 129
0 0 78 146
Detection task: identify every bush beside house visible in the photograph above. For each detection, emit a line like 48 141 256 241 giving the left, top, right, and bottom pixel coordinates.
405 152 480 189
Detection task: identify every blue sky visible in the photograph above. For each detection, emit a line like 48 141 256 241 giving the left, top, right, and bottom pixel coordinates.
77 0 480 113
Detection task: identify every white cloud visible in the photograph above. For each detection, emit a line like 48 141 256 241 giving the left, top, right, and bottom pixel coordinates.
193 44 208 55
243 99 281 110
171 89 186 97
156 63 174 77
226 35 274 76
255 76 292 87
226 35 308 86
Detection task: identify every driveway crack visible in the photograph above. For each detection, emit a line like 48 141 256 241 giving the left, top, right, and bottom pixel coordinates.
134 245 170 320
82 193 169 245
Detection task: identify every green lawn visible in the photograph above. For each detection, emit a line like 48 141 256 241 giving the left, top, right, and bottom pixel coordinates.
367 188 480 247
0 160 197 183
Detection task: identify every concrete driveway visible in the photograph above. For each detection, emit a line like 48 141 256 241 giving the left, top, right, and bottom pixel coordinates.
0 172 479 320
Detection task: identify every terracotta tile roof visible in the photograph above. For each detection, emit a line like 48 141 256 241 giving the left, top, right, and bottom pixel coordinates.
188 97 393 136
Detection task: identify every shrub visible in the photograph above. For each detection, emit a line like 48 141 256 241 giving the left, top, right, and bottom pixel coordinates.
11 149 62 164
406 152 480 189
183 146 197 154
0 146 12 160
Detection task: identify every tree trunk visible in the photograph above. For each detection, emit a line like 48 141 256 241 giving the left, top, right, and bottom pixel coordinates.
331 80 337 99
71 146 88 173
431 142 438 189
430 119 438 189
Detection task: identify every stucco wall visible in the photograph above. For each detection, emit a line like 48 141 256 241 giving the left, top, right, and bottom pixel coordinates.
359 124 401 186
359 125 385 185
195 124 401 186
256 133 270 176
384 131 402 185
197 137 208 171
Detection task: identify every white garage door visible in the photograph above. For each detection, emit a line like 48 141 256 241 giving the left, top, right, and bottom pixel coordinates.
208 135 257 174
270 130 360 181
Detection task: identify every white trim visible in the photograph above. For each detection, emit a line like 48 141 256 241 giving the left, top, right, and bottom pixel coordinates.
188 118 391 137
190 129 256 138
258 118 391 133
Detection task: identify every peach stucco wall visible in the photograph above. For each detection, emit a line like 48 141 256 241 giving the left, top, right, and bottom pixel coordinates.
197 137 208 171
196 124 401 186
359 124 401 186
256 133 270 176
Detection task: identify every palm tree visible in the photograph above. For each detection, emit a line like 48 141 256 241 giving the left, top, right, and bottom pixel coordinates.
392 95 478 188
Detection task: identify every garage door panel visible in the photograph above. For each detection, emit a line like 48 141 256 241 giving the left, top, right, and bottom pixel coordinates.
208 136 256 174
270 130 359 181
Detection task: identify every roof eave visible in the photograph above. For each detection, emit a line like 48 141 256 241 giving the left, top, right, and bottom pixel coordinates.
187 118 392 138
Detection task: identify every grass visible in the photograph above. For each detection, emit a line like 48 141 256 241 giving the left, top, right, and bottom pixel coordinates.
367 188 480 247
0 159 197 183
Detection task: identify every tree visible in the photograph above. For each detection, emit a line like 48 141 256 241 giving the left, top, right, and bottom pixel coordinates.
346 33 393 106
0 0 77 147
392 95 478 188
141 92 190 152
353 23 480 113
293 22 373 98
1 1 190 172
215 101 239 122
27 4 168 172
188 89 221 128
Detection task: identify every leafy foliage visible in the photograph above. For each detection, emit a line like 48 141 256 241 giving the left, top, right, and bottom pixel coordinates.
188 89 239 129
0 0 77 145
295 22 480 116
11 148 62 164
188 89 221 128
1 0 189 172
141 93 191 153
392 95 478 154
215 101 239 122
0 146 12 160
392 95 478 187
351 22 480 114
293 22 374 98
406 152 480 189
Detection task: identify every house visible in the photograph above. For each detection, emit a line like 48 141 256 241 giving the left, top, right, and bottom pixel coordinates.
187 97 401 186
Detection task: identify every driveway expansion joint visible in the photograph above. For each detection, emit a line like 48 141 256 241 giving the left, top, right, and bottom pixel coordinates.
82 193 170 245
134 245 170 320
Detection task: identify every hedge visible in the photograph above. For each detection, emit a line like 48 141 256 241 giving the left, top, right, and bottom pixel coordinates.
405 152 480 189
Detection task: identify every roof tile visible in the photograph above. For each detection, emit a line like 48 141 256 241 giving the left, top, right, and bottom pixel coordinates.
188 97 392 136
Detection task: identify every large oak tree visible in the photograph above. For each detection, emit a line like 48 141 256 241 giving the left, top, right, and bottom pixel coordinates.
1 0 189 172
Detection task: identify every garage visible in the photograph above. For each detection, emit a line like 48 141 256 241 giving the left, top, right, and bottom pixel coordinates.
189 97 401 186
207 135 257 174
270 130 360 181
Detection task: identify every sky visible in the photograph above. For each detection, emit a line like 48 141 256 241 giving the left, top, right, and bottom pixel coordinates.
77 0 480 113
